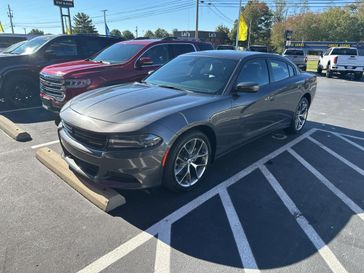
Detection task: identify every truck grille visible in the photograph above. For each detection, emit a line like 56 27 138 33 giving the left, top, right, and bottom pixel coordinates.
40 73 65 100
63 122 108 149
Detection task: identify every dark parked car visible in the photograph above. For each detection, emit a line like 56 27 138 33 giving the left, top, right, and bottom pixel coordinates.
40 38 214 114
0 34 121 108
58 51 317 192
216 45 235 50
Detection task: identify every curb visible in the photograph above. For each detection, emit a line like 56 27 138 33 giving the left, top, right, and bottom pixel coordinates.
0 115 32 141
36 147 126 212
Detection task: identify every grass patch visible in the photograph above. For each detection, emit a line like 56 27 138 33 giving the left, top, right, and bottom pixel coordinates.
306 60 317 72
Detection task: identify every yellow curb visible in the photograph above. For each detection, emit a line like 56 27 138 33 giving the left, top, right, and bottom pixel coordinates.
36 147 126 212
0 115 31 141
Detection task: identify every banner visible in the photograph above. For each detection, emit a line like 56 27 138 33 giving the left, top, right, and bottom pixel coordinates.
238 14 248 42
0 22 4 33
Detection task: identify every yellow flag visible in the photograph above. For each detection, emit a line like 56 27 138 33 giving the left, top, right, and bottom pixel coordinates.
238 14 248 42
66 26 71 35
0 22 4 33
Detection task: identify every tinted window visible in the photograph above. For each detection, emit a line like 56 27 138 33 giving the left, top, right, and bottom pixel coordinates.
80 38 110 57
171 44 195 58
0 36 27 48
197 43 214 51
141 44 171 65
237 59 269 86
288 64 295 77
47 37 78 57
331 48 357 55
145 55 238 94
269 60 290 82
91 43 144 64
284 49 304 56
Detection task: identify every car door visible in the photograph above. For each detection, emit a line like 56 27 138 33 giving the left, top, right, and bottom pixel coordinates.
230 58 278 140
131 43 172 82
38 36 80 69
267 58 303 125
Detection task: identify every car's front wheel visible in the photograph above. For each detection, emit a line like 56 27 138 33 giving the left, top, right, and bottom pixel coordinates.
163 130 211 192
354 72 363 81
286 97 309 134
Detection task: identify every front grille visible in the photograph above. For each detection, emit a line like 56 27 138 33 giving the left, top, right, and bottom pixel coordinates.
63 122 108 149
40 73 65 100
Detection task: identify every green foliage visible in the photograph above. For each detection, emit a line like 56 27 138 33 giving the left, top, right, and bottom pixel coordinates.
110 29 122 37
73 12 97 34
144 30 155 38
28 29 44 35
122 30 135 40
154 28 170 38
216 25 231 44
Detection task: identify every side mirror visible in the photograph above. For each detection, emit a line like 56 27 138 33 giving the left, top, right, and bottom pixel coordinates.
136 57 153 68
235 82 259 93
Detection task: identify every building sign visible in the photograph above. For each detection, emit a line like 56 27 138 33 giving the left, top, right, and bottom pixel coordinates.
54 0 74 8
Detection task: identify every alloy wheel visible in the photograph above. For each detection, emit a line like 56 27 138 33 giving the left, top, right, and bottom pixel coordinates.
295 99 308 131
174 137 209 188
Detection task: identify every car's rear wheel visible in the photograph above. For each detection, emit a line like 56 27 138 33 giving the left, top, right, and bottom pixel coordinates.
326 66 332 78
286 97 309 134
163 130 211 192
3 75 38 108
317 63 322 74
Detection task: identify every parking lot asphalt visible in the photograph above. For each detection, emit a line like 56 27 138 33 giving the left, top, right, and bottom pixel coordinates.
0 75 364 273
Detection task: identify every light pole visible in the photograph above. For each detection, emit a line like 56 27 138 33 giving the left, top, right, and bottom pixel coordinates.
195 0 199 39
235 0 242 48
102 9 108 35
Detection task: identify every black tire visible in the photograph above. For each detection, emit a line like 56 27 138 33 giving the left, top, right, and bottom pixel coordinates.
354 72 363 81
163 130 212 192
326 66 332 78
3 75 38 108
286 96 309 134
317 65 322 75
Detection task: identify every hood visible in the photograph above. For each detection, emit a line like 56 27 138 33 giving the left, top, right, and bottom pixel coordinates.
0 54 29 65
42 60 119 77
65 83 217 129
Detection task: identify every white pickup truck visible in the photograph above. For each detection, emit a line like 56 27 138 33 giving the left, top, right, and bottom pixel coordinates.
317 47 364 80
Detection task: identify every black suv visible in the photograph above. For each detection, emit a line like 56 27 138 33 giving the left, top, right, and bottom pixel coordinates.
0 34 121 108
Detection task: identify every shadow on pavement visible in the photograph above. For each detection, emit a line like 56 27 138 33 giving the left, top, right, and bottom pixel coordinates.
108 121 364 270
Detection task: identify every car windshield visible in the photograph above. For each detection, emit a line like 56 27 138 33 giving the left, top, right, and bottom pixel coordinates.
2 41 27 54
91 43 144 64
331 48 357 55
285 49 304 55
11 36 53 55
145 55 238 94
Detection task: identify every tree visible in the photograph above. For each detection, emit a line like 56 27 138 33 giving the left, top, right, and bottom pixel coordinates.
122 30 135 40
273 0 287 23
73 12 98 34
216 24 231 44
172 28 178 36
28 29 44 35
144 30 155 38
154 28 169 38
110 29 122 37
270 21 286 53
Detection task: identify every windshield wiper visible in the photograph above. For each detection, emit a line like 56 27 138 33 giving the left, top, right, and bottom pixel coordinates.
157 84 188 92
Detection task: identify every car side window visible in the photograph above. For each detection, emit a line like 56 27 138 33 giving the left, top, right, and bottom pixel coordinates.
47 37 78 57
288 64 295 77
236 59 269 86
79 38 107 57
324 49 331 56
269 60 290 82
171 44 195 58
140 44 170 66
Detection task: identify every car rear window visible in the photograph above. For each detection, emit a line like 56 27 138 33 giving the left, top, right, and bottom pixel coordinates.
197 43 214 51
285 49 304 55
331 48 357 55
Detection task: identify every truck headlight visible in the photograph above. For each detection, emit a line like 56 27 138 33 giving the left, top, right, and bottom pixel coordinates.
108 134 162 149
65 79 91 89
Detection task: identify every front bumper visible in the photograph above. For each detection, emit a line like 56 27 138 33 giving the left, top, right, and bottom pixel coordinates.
58 124 166 190
41 92 64 113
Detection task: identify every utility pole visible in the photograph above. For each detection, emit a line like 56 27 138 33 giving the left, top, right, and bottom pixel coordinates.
235 0 242 49
101 9 108 35
23 28 26 35
7 5 14 34
247 20 252 48
195 0 199 39
135 26 138 38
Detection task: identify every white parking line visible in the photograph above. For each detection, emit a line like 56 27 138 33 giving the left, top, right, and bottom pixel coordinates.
31 140 59 149
260 165 348 273
0 106 42 114
154 224 172 273
219 188 259 272
308 136 364 176
77 129 316 273
332 133 364 152
288 148 364 221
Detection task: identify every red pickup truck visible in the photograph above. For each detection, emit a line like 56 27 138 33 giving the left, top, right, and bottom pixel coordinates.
40 38 213 113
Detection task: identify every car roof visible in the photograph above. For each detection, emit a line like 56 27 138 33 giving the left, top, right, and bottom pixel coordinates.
117 38 211 46
183 50 274 60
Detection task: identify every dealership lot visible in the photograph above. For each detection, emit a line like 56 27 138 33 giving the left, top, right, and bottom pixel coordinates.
1 76 364 273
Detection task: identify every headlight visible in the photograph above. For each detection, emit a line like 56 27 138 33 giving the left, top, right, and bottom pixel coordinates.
108 134 162 149
65 79 91 89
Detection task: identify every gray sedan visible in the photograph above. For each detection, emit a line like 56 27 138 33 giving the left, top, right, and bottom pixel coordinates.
58 51 317 191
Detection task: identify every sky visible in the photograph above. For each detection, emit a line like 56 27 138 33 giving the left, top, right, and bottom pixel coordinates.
0 0 353 36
